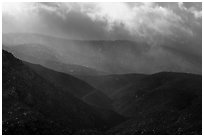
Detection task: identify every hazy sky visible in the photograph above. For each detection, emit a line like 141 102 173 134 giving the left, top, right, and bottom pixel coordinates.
2 2 202 74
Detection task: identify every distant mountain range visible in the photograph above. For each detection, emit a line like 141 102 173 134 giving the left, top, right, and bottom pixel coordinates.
2 33 148 74
4 33 200 74
3 49 202 134
2 44 107 76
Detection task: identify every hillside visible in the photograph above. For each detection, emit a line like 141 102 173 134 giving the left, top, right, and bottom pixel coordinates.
24 61 113 109
2 49 202 135
2 49 125 134
80 72 202 134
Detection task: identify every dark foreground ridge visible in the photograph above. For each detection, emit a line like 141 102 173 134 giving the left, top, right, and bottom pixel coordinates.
2 49 202 135
2 49 125 134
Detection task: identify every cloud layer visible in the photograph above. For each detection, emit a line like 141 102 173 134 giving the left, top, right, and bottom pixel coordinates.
2 2 201 41
2 2 202 74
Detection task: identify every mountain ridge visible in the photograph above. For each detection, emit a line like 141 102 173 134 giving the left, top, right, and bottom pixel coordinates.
2 49 125 134
2 48 202 134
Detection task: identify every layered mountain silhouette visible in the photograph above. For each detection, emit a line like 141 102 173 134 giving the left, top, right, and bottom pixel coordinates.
2 47 202 135
2 44 107 76
2 33 156 74
80 73 202 134
24 62 112 109
2 49 125 134
3 33 201 74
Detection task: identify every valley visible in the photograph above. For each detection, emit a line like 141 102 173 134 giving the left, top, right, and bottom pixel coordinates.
2 48 202 134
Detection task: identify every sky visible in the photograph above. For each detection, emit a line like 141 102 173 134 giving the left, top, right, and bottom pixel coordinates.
2 2 202 74
2 2 202 41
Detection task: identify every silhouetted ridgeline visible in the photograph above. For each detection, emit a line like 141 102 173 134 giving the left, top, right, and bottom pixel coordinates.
2 49 202 135
2 49 125 134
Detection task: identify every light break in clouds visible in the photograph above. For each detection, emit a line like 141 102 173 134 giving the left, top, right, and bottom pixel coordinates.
2 2 202 74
